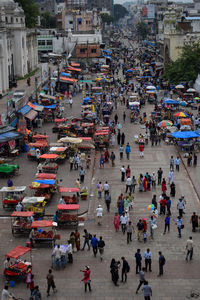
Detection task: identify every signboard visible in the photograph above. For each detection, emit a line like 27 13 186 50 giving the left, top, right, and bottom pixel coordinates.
8 140 15 150
18 119 27 134
147 4 155 19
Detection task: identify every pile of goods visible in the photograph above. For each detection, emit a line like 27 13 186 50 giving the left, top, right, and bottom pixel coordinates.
59 214 78 222
63 196 77 204
33 230 54 239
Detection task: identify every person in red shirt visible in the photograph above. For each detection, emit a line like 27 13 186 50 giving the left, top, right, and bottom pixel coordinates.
160 196 167 215
80 266 91 292
161 178 167 193
29 274 35 298
126 165 131 178
139 144 144 158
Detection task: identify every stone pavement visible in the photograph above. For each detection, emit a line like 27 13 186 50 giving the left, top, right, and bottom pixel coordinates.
0 46 200 300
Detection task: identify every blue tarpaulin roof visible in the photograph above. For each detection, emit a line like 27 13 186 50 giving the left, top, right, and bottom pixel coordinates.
93 93 102 95
163 98 180 104
34 179 56 185
0 131 22 143
103 49 112 55
33 103 56 109
18 105 32 115
61 72 71 77
10 118 18 127
172 131 200 139
104 55 112 61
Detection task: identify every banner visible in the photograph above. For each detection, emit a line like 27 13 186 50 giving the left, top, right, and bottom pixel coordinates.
18 119 27 134
8 140 15 150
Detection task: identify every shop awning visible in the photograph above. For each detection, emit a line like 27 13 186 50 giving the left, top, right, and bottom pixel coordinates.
172 131 200 139
28 102 44 112
11 211 34 217
25 109 38 121
67 67 81 72
60 77 78 83
0 131 23 143
18 105 32 115
57 204 79 210
36 173 57 180
31 220 54 228
59 187 80 193
10 118 18 127
34 179 56 185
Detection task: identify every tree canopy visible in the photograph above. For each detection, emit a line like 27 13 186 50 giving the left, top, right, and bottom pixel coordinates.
101 13 114 24
136 22 148 39
114 4 128 22
15 0 39 28
163 43 200 84
41 11 57 28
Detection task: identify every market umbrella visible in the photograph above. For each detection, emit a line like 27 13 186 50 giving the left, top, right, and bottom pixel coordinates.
174 112 189 118
187 88 196 93
158 120 173 128
146 86 156 90
126 69 134 72
176 84 184 89
194 97 200 100
180 101 187 106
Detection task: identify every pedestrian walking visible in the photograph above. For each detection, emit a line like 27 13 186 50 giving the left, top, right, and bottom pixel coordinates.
111 261 119 286
105 192 111 212
46 269 57 297
142 281 152 299
168 170 174 185
99 154 105 168
121 165 126 182
125 143 131 160
149 216 156 239
170 156 174 171
131 175 137 193
176 216 183 238
110 151 116 167
190 212 198 232
157 167 163 185
114 113 118 124
125 176 132 193
136 267 146 294
119 145 124 160
79 167 86 183
177 197 185 217
98 236 105 261
193 153 197 166
69 156 74 171
123 111 126 123
126 165 131 178
32 286 42 300
163 214 170 234
170 182 176 197
121 132 125 145
135 249 142 274
175 156 180 171
159 195 167 215
96 204 103 225
114 213 120 232
186 236 193 261
139 143 144 158
91 235 98 257
144 249 152 272
137 219 144 242
81 229 90 250
158 251 166 276
121 257 130 282
127 221 134 244
103 181 109 196
151 172 156 188
117 132 121 145
161 178 167 193
80 266 91 292
120 212 127 234
97 182 103 199
151 195 157 209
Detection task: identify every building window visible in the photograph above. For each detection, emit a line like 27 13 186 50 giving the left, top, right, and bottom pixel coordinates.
69 21 73 24
5 17 8 23
11 17 13 23
47 40 52 45
91 48 96 53
78 20 82 24
80 48 86 53
38 40 45 46
16 18 18 22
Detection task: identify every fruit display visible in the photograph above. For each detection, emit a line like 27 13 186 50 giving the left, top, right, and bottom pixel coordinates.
33 230 54 239
63 195 77 204
59 214 78 222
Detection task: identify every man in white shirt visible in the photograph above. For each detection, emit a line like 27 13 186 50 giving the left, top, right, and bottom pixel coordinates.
1 286 13 300
59 197 65 204
120 212 127 234
177 198 185 217
96 205 103 225
186 236 193 261
121 166 126 182
54 245 62 269
69 97 73 108
103 181 109 196
144 248 152 272
125 177 132 193
3 258 11 270
15 202 23 212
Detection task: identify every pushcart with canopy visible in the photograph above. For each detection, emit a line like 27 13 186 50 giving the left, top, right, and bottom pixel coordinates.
22 196 46 217
59 187 79 204
29 180 56 201
31 220 59 247
11 211 33 236
57 204 79 228
4 246 31 281
0 186 26 210
40 154 59 173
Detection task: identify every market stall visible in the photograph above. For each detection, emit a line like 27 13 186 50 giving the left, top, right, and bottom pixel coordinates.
49 147 68 163
0 186 26 210
31 220 59 247
29 180 56 201
40 154 59 174
11 211 33 236
57 204 79 228
22 196 46 217
4 246 31 281
59 187 79 204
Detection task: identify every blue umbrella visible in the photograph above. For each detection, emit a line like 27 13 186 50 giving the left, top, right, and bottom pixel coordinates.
61 72 71 77
180 101 187 106
83 97 91 101
126 69 133 73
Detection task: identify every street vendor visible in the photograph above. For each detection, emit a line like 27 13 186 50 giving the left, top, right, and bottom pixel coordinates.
7 179 13 187
59 197 65 204
53 211 59 223
29 228 37 247
3 257 11 271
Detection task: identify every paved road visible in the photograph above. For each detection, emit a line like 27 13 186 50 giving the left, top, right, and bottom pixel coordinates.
0 39 200 300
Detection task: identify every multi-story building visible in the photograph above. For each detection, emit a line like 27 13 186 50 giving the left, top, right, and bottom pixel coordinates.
0 0 38 96
87 0 114 16
34 0 57 15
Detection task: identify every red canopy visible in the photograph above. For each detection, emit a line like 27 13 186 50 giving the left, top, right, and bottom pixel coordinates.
29 184 50 189
7 246 31 259
33 134 49 140
11 211 34 217
54 118 67 123
60 77 78 83
31 220 53 228
59 187 80 193
71 62 80 67
81 123 94 127
78 137 92 141
36 173 57 180
94 130 109 136
67 67 81 72
57 204 79 210
28 141 48 148
40 154 58 159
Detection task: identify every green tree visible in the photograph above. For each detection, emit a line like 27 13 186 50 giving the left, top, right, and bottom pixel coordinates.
101 13 114 24
163 43 200 84
114 4 128 22
15 0 39 28
41 11 57 28
136 22 148 39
